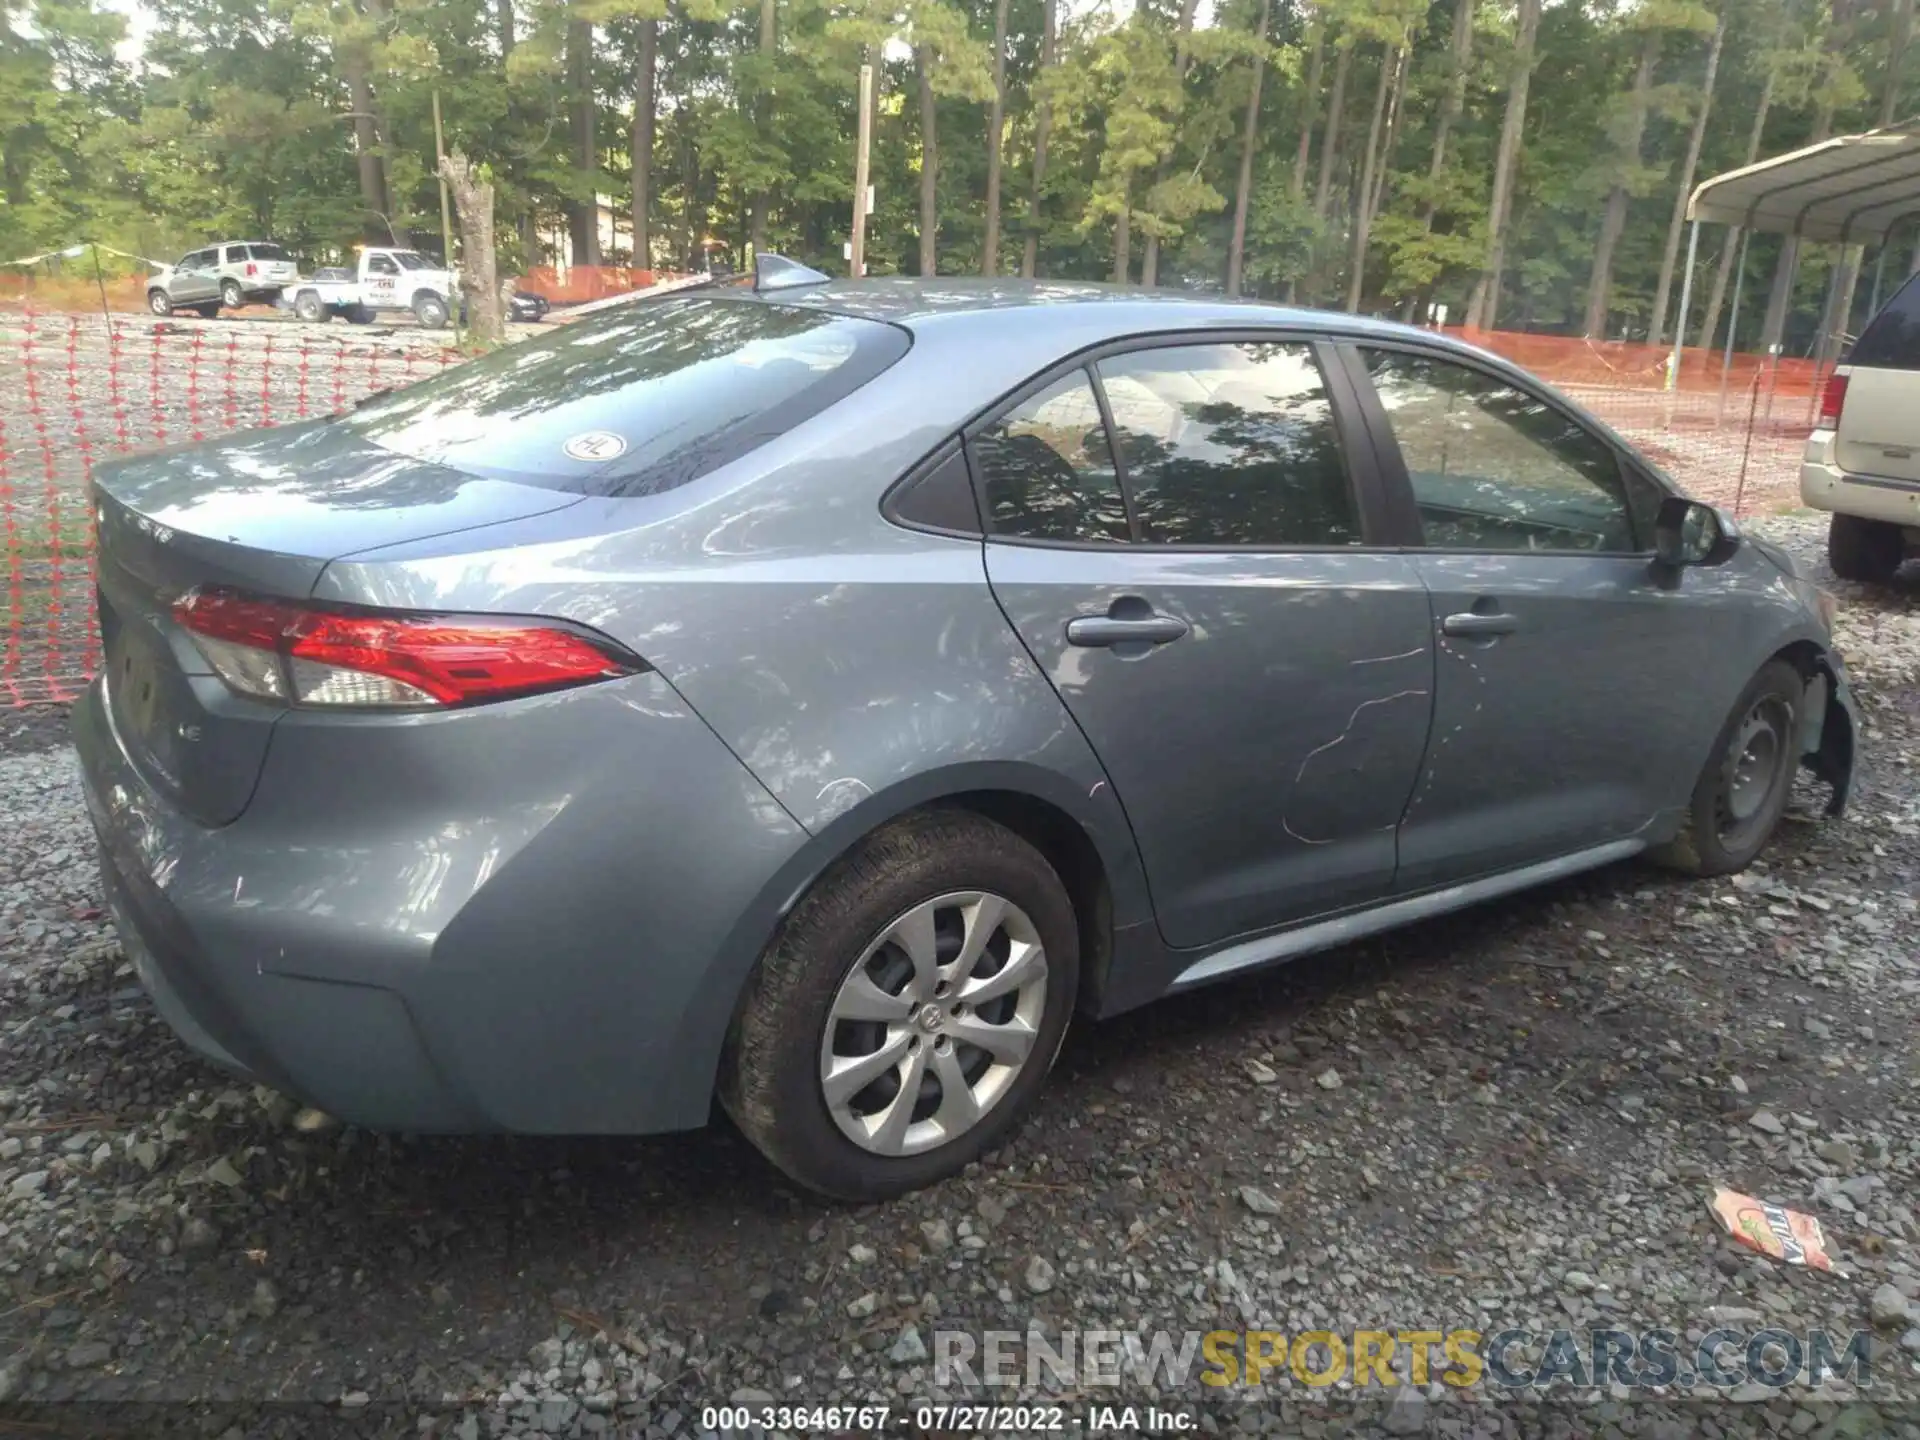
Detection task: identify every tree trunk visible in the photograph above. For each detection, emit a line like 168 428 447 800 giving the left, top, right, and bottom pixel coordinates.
1761 61 1839 351
1583 30 1658 340
1466 0 1541 331
1290 21 1324 200
917 43 938 276
1140 0 1202 288
566 17 601 266
749 0 776 256
1021 0 1057 278
1696 66 1773 350
440 150 504 346
345 61 389 243
1823 0 1914 359
1227 0 1271 298
1649 11 1726 347
1367 44 1408 230
497 0 514 58
631 18 657 270
1418 0 1474 230
983 0 1011 275
1345 43 1397 313
1113 180 1131 284
1312 40 1351 221
682 130 699 268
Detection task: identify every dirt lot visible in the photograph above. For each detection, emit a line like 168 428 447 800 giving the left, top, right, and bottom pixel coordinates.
0 516 1916 1439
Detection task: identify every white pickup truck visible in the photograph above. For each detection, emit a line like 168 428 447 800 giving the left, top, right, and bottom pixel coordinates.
287 247 456 327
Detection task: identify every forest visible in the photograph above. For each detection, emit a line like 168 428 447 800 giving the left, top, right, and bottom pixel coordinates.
0 0 1914 350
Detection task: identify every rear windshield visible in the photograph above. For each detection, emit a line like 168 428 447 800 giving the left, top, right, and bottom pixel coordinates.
340 295 910 494
248 243 292 262
1848 273 1920 370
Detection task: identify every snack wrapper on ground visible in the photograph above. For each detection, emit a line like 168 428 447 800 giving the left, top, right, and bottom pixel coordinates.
1710 1185 1839 1273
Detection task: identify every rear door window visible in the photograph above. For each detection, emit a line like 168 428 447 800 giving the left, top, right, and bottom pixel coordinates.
248 244 292 262
342 295 911 495
1096 341 1359 547
1849 273 1920 370
971 370 1131 544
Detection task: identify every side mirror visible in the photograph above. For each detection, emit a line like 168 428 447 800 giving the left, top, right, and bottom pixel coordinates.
1654 496 1740 569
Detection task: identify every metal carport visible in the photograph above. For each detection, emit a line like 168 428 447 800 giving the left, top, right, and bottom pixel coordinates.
1675 121 1920 385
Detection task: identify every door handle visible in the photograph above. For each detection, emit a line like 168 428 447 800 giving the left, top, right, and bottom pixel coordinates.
1065 614 1189 648
1441 611 1520 638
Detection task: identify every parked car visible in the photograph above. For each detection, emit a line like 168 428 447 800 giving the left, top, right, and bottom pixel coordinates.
147 242 299 317
1800 272 1920 583
508 289 550 322
78 266 1856 1200
288 247 455 327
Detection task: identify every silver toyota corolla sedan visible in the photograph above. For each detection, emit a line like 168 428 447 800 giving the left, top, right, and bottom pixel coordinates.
76 265 1857 1199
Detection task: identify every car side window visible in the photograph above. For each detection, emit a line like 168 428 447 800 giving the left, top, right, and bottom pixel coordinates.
1362 348 1638 553
368 253 400 276
1849 272 1920 370
1097 341 1359 547
972 369 1131 545
180 251 208 271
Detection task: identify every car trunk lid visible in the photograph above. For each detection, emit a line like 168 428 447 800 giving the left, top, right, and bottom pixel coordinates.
93 418 583 825
1833 364 1920 487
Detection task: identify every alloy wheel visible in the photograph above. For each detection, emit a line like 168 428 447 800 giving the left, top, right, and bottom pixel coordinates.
819 891 1048 1157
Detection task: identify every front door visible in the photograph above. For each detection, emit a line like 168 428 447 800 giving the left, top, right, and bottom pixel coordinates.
172 251 217 304
1349 342 1717 891
977 337 1436 950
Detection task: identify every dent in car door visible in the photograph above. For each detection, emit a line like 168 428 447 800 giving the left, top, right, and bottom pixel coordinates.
1352 343 1710 889
976 341 1436 951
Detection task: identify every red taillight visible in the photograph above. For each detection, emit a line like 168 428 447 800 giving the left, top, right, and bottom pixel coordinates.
1819 370 1850 427
172 588 642 709
245 262 257 277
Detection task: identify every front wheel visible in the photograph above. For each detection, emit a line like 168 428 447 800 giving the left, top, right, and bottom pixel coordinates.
720 810 1078 1200
220 279 244 309
1649 659 1804 877
412 293 449 328
147 289 172 317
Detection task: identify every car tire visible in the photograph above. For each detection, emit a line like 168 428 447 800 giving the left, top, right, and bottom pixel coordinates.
345 305 375 325
1827 512 1904 584
720 809 1078 1200
220 279 244 308
147 289 172 317
294 291 327 323
412 293 449 329
1649 658 1803 878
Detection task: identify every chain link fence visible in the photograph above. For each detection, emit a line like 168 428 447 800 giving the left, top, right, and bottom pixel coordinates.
0 307 1821 709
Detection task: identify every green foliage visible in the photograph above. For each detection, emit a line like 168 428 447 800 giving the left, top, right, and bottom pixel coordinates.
0 0 1906 351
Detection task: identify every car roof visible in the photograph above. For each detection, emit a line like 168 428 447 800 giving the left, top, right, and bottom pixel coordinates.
733 276 1446 347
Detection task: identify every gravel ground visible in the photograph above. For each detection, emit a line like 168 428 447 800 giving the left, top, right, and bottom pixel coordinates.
0 514 1917 1440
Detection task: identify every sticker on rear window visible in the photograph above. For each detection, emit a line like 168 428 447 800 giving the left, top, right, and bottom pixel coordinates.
562 431 627 463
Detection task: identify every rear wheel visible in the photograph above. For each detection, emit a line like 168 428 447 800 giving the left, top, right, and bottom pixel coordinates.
412 292 449 328
220 279 244 309
147 289 172 317
1650 659 1803 877
1827 512 1904 583
294 290 327 323
720 810 1078 1200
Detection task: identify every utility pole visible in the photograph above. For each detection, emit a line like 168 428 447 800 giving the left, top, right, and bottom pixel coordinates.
433 88 459 338
850 62 873 277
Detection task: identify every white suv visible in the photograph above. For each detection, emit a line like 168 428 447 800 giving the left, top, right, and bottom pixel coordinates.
1800 276 1920 582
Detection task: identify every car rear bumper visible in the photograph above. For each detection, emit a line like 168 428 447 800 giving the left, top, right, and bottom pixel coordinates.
74 667 811 1134
1800 434 1920 531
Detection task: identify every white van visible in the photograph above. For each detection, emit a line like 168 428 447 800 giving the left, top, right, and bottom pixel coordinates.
1800 274 1920 582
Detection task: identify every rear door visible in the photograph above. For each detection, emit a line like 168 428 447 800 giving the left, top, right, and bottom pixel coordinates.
172 251 217 304
1835 272 1920 487
978 334 1436 950
1346 341 1711 892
